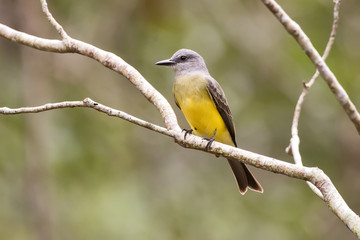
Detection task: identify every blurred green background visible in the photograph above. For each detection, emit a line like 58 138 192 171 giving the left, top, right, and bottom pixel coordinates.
1 0 360 239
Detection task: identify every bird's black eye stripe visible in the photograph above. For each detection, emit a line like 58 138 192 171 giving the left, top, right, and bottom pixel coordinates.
180 55 187 60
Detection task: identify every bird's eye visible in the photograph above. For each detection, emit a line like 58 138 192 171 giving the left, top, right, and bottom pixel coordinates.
180 55 187 61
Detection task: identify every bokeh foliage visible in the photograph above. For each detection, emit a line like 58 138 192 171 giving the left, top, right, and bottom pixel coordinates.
0 0 360 239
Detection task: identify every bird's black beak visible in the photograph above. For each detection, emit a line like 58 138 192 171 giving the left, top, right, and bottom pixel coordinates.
155 59 176 66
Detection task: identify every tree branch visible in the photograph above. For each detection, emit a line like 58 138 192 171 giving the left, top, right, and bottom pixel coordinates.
261 0 360 135
0 100 330 180
1 97 360 236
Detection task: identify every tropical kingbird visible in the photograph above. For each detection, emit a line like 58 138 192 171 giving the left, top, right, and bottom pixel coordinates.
156 49 263 194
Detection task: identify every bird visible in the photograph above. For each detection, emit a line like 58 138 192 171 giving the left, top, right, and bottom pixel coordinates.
156 49 263 194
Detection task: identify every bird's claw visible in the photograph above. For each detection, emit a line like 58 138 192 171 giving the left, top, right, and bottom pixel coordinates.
203 129 217 151
204 136 215 150
182 129 193 140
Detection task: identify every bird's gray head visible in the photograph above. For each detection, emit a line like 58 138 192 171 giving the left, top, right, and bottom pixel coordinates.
156 49 209 76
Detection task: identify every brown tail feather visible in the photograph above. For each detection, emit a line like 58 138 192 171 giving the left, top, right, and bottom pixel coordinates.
227 158 263 194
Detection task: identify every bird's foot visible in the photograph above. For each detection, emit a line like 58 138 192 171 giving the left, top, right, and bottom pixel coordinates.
182 128 193 140
203 129 217 151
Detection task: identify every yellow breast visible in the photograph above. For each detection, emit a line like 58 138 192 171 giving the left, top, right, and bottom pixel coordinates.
173 74 234 146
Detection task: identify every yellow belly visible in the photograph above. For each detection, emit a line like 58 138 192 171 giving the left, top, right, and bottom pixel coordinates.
173 74 234 146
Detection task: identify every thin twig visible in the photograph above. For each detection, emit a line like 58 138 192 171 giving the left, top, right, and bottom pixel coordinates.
40 0 69 39
262 0 360 134
0 98 173 138
286 0 342 199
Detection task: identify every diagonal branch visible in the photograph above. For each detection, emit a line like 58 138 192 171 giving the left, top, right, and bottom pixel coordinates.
262 0 360 135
